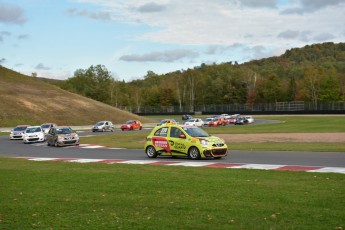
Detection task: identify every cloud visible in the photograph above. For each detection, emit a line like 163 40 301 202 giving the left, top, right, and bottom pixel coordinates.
119 49 199 62
78 0 344 48
0 58 6 64
240 0 277 8
313 32 335 41
137 2 167 13
0 2 26 24
35 63 51 70
278 30 300 39
281 0 345 14
17 34 29 40
66 8 111 21
0 31 11 42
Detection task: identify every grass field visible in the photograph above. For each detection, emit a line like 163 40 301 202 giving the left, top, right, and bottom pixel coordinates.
1 115 345 229
1 158 344 229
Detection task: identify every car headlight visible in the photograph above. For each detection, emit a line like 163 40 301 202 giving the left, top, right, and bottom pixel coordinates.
200 139 209 147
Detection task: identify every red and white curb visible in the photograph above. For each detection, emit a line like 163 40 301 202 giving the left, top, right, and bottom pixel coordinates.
16 157 345 174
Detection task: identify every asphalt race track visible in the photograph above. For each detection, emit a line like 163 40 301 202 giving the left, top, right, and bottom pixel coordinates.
1 129 345 174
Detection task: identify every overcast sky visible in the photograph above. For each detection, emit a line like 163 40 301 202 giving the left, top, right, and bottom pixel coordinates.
1 0 345 81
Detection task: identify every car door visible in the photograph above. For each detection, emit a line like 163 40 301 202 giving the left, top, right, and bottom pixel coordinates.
168 126 189 156
196 119 203 127
46 128 55 145
132 121 138 130
104 121 110 131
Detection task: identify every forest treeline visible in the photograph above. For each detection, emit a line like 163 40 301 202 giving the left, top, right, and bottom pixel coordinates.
55 42 345 110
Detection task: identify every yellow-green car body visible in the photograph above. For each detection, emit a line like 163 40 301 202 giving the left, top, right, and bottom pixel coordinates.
144 125 228 160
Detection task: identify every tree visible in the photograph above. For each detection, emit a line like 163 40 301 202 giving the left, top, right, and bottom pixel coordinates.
301 67 322 108
319 67 341 102
256 75 284 103
62 65 114 104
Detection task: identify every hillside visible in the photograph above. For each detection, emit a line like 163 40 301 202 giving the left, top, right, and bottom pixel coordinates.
56 42 345 112
0 66 153 127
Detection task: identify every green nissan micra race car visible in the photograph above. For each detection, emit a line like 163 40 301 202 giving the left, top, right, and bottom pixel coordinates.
144 124 228 160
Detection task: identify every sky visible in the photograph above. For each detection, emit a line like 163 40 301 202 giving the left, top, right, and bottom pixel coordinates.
1 0 345 81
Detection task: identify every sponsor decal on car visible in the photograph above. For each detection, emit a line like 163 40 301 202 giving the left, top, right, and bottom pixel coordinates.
152 137 171 153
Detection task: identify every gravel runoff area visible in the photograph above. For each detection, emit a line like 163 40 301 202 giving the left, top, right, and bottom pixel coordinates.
217 133 345 143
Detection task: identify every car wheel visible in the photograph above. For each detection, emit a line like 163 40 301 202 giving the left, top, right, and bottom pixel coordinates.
146 146 157 158
54 140 59 147
47 141 50 146
188 147 201 160
139 126 142 130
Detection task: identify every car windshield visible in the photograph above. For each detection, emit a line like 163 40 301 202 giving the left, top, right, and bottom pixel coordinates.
126 120 133 124
96 122 104 126
25 127 41 133
14 126 27 131
187 119 196 122
41 124 51 128
56 128 73 134
183 127 209 137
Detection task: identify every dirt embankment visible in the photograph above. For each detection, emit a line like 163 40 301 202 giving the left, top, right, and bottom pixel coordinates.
217 133 345 143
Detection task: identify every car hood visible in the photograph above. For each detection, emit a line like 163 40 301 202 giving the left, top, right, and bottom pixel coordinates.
25 132 43 136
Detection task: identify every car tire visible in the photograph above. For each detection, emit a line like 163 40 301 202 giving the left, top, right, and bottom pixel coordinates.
146 146 157 158
47 141 50 146
54 140 59 147
139 126 142 130
188 147 201 160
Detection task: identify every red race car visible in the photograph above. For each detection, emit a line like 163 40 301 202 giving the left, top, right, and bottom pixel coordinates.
121 120 143 131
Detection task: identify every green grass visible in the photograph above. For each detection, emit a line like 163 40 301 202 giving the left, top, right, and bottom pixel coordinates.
1 158 344 229
204 115 345 134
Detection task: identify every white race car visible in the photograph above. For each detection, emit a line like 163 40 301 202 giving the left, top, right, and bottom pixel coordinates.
10 125 30 140
23 126 45 143
184 118 204 127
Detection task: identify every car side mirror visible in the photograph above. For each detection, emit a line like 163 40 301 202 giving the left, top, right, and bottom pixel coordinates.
179 134 186 139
